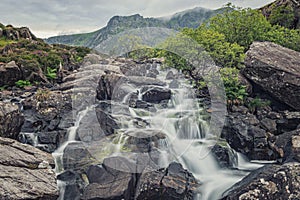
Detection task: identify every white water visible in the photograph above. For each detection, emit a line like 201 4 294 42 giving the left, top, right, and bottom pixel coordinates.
52 64 266 200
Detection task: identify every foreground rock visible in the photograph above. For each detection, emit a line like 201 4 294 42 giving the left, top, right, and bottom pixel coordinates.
0 102 24 139
81 160 199 200
0 137 58 199
222 162 300 200
135 162 199 200
243 42 300 110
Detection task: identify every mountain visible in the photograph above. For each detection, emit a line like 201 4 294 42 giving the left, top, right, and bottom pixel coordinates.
260 0 300 29
45 7 227 48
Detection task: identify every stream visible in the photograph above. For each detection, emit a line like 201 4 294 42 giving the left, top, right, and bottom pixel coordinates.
52 60 266 200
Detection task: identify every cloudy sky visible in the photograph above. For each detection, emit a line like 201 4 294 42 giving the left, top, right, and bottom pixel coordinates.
0 0 275 38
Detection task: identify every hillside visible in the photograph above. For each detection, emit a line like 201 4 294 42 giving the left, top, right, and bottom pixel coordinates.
45 7 226 48
0 23 90 88
260 0 300 29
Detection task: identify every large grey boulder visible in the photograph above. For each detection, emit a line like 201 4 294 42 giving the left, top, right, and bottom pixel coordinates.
243 42 300 110
222 162 300 200
0 137 58 200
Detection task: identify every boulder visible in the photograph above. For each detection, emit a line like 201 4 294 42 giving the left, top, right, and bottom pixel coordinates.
95 105 119 136
96 73 125 101
135 162 199 200
270 129 300 163
141 86 171 104
83 161 136 200
63 142 94 171
0 61 23 87
243 42 300 110
222 162 300 200
211 143 238 169
0 102 24 139
0 137 58 199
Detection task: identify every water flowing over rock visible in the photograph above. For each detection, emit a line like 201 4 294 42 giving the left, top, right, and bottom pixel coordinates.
0 101 24 139
0 137 58 199
222 162 300 200
243 41 300 110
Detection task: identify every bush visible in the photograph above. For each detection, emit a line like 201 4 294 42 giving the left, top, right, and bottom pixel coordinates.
15 80 32 88
220 67 248 104
246 97 271 114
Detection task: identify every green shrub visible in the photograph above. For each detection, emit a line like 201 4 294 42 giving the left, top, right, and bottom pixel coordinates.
220 67 248 104
45 67 57 80
15 80 32 88
246 97 271 114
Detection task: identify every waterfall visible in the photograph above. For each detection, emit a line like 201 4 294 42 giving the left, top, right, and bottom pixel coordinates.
53 61 265 200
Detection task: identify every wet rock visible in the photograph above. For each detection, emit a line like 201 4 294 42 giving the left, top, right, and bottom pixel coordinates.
142 86 171 104
222 162 300 200
243 42 300 110
95 105 119 136
212 143 238 169
0 137 58 199
135 162 199 200
0 102 24 139
83 159 136 200
96 73 125 100
128 76 166 87
166 71 175 80
63 142 94 171
221 112 276 160
169 79 179 89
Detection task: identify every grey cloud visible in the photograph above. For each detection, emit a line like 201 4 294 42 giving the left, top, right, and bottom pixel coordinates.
0 0 275 38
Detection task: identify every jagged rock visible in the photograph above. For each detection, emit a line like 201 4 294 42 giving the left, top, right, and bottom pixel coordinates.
211 143 238 169
95 105 119 136
83 158 136 200
0 102 24 139
243 42 300 110
63 142 94 171
0 137 58 200
221 112 276 160
271 129 300 162
135 162 199 200
0 61 22 86
222 162 300 200
96 73 125 100
141 86 171 104
260 118 277 133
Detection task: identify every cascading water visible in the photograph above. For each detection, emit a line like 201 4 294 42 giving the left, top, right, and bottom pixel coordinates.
53 61 265 200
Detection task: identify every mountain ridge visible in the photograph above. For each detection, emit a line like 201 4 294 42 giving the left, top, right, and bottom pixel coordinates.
45 7 227 48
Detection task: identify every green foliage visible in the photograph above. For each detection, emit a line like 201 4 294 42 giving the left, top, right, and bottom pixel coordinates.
209 4 272 50
246 97 271 114
15 80 32 88
263 25 300 51
207 4 300 52
220 67 248 103
268 4 295 29
45 67 57 80
181 26 245 68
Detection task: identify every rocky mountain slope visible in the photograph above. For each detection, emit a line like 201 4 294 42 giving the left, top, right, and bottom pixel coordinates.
45 7 227 48
260 0 300 29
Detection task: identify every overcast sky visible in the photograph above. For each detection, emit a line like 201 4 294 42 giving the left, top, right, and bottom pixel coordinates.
0 0 275 38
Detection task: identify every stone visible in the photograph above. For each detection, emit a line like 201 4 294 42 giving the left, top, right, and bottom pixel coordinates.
0 61 23 87
95 105 119 136
260 118 277 133
142 86 171 104
83 159 136 200
271 129 300 163
0 102 24 139
63 142 94 171
135 162 199 200
212 143 238 169
243 42 300 110
0 137 58 200
222 162 300 200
